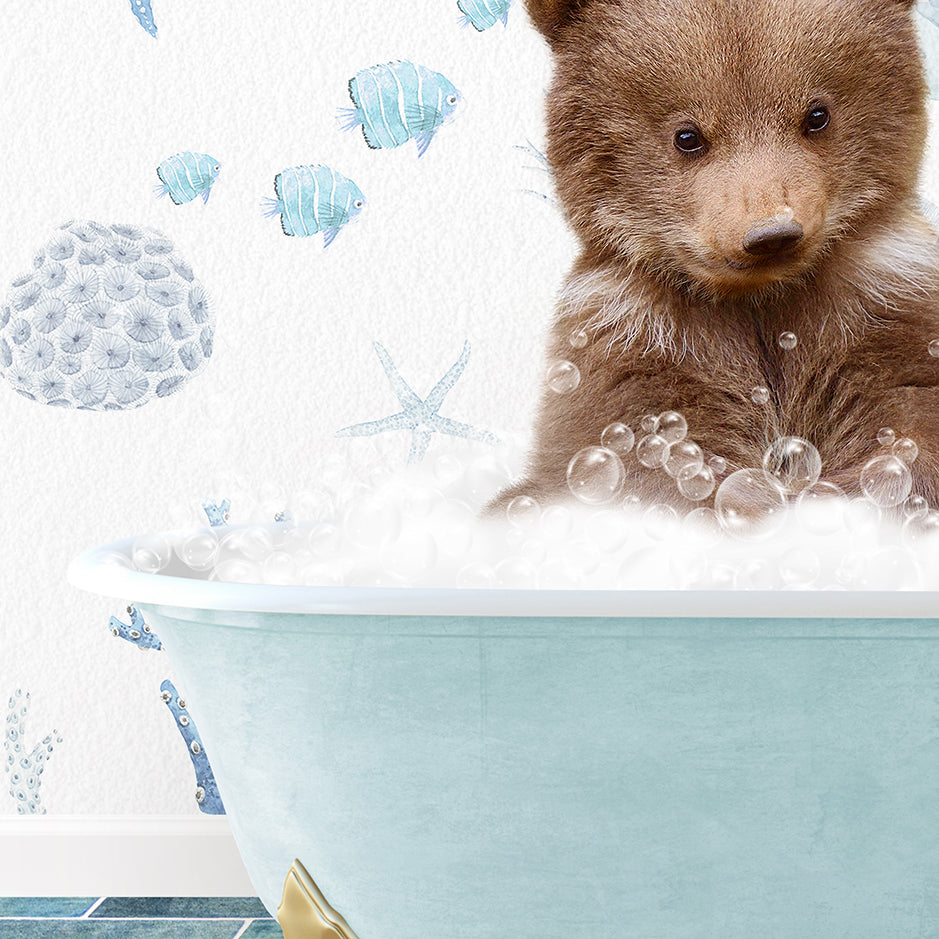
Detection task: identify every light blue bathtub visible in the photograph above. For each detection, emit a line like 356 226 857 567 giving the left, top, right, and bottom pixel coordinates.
70 536 939 938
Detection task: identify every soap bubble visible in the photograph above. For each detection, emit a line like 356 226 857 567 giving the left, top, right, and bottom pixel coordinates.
308 522 342 559
540 504 573 541
433 453 463 487
464 453 513 502
903 495 929 520
876 427 896 447
860 454 913 507
636 434 669 469
211 559 261 584
566 446 625 504
177 531 218 571
751 385 770 405
640 414 658 434
457 561 496 588
677 464 716 501
657 411 687 444
221 526 274 563
381 530 438 580
494 557 538 588
664 439 703 478
132 535 171 573
642 503 680 540
682 506 722 546
902 510 939 546
864 546 919 590
761 436 822 494
600 422 635 456
714 468 787 540
708 455 727 476
569 327 589 349
262 552 297 585
844 496 881 536
431 500 476 558
736 558 777 590
585 509 630 552
519 538 547 565
778 331 797 350
929 339 939 357
796 481 846 534
779 546 820 586
546 360 581 394
506 495 540 528
343 494 402 548
892 437 918 465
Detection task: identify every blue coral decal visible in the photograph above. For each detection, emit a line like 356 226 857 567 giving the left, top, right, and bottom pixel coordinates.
160 680 225 815
109 605 163 651
3 690 62 815
129 0 158 36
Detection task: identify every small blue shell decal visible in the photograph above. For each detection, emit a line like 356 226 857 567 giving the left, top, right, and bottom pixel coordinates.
160 680 225 815
129 0 158 37
338 61 463 158
109 605 163 651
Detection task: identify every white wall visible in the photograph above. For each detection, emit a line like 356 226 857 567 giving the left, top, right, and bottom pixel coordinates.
1 0 938 825
0 0 572 818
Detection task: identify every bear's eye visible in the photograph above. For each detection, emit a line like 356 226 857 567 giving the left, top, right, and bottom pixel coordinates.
674 127 706 154
803 105 830 134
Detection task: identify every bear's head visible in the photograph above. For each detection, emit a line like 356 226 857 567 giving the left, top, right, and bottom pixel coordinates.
527 0 928 301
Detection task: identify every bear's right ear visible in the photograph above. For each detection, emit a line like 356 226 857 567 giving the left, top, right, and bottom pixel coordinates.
525 0 591 42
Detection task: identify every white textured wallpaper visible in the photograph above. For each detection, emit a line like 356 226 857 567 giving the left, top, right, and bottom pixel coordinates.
1 0 938 816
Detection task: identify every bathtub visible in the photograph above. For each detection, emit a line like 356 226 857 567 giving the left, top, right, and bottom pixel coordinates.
70 534 939 938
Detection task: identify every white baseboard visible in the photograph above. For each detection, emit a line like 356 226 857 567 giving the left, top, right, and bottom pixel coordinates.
0 815 256 896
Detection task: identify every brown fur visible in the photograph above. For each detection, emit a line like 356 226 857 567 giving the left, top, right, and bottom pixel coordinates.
494 0 939 511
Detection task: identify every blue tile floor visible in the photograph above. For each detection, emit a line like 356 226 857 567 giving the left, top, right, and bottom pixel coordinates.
0 898 283 937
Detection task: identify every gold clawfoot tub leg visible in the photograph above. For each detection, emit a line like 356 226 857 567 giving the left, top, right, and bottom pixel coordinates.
277 858 361 939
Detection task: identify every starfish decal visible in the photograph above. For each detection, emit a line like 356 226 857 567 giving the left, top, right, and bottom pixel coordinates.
336 341 499 463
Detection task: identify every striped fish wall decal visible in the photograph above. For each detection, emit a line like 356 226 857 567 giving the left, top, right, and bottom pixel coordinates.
261 165 366 248
337 61 463 158
155 152 221 206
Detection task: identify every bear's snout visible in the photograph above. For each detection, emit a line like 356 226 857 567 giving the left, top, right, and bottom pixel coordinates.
742 217 804 257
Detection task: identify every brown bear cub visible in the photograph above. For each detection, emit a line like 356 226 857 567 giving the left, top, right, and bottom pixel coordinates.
495 0 939 513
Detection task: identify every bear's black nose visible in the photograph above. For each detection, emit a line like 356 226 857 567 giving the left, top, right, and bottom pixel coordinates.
742 219 804 256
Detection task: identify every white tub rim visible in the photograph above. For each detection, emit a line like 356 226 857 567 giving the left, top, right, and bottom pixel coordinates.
68 535 939 619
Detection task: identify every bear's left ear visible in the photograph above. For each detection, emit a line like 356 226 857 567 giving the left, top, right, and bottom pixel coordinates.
525 0 592 43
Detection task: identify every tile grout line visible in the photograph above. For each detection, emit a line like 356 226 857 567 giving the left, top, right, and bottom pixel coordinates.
79 897 107 918
231 919 253 939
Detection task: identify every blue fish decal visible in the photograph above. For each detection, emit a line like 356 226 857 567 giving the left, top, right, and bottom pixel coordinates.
154 152 221 205
261 165 366 248
202 498 230 527
458 0 512 30
337 61 463 158
129 0 157 36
